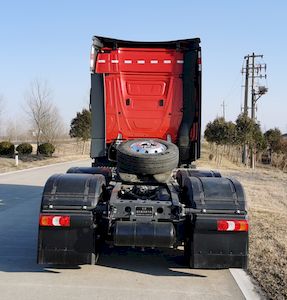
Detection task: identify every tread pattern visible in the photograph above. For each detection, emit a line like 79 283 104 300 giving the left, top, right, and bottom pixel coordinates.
117 139 179 175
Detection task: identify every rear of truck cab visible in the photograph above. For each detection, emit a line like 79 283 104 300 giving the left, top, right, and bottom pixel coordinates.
37 36 248 269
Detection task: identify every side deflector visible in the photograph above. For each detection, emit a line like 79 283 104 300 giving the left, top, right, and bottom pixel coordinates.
90 36 201 164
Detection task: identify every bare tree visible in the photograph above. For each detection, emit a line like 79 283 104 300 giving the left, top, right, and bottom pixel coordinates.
25 79 64 154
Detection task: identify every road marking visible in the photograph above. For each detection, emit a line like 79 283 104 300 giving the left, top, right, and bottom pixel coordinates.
230 269 263 299
0 159 91 176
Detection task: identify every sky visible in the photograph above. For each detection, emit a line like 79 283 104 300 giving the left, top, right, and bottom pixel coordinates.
0 0 286 134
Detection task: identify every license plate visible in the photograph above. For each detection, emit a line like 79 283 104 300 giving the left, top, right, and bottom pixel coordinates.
135 206 153 216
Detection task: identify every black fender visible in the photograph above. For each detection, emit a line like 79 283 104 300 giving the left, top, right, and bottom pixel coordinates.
38 173 106 265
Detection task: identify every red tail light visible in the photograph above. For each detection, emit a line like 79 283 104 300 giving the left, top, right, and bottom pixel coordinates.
198 51 202 71
39 215 70 227
217 220 248 232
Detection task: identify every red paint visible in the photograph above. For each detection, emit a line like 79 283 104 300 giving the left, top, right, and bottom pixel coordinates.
95 48 184 143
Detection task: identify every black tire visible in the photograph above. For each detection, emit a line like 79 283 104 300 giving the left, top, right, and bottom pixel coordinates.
117 139 179 175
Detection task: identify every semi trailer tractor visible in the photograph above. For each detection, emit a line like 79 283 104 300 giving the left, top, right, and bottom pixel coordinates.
37 36 248 269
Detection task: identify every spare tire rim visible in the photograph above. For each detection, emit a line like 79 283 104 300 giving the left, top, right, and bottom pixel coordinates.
130 140 167 154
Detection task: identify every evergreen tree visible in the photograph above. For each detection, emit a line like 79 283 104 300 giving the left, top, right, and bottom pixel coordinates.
69 109 91 142
264 128 282 153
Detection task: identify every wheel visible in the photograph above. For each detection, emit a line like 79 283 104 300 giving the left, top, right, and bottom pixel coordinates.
117 139 179 175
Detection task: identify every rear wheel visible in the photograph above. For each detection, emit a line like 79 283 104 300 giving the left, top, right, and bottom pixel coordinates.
117 139 179 175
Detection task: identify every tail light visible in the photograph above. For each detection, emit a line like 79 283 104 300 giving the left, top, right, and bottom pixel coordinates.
217 220 248 232
39 215 71 227
198 51 202 71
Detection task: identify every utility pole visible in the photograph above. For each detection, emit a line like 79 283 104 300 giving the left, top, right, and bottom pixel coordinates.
241 53 267 169
221 100 226 120
242 56 250 165
251 53 256 120
243 56 249 115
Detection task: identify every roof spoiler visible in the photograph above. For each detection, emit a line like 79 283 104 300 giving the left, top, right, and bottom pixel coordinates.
92 36 200 50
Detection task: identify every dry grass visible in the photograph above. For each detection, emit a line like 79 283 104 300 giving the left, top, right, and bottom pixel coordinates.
0 140 90 173
197 144 287 300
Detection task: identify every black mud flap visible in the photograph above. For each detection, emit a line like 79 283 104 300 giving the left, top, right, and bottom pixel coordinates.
37 173 106 265
183 176 248 269
37 211 96 265
190 214 248 269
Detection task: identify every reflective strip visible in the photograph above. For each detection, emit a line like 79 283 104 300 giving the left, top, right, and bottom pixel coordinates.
177 60 184 64
163 60 171 64
90 46 95 71
39 215 71 227
137 60 145 64
111 59 119 63
199 64 202 71
98 59 106 63
150 60 158 64
217 220 248 232
124 60 132 64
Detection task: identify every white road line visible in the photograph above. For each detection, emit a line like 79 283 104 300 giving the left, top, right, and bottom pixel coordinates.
229 269 263 300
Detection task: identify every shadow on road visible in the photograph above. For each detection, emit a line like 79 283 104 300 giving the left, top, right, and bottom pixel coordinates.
0 183 207 277
0 184 55 273
98 246 207 277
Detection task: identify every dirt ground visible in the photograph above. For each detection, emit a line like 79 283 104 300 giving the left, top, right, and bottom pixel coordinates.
197 144 287 300
0 141 286 299
0 140 90 173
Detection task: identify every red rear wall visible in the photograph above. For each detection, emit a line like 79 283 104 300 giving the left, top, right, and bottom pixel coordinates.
96 48 184 143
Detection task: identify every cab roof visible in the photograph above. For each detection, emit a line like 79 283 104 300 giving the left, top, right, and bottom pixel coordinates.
93 36 200 50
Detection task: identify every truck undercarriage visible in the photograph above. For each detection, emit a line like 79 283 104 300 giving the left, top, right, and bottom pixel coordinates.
37 36 248 269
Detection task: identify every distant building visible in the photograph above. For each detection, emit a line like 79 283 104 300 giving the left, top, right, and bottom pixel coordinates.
282 133 287 141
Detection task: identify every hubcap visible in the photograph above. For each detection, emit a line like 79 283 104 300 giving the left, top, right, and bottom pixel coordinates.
130 140 167 154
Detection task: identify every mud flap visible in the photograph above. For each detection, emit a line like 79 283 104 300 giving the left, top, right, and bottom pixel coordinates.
37 173 106 265
189 214 248 269
183 176 248 269
37 211 96 265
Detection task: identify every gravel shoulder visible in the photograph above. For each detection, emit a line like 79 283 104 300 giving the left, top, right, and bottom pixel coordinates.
0 140 90 174
0 154 90 174
197 145 287 300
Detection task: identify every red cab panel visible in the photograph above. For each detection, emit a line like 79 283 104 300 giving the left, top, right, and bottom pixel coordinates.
96 48 184 143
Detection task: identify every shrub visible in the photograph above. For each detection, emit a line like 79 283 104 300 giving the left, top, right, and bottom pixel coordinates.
16 143 33 155
38 143 55 156
0 141 15 156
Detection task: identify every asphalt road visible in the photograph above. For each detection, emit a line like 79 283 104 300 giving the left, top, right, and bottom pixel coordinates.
0 160 248 300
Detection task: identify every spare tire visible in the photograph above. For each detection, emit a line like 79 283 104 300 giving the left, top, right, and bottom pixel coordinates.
117 139 179 175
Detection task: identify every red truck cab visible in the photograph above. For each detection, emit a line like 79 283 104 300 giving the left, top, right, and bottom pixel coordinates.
90 36 201 165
